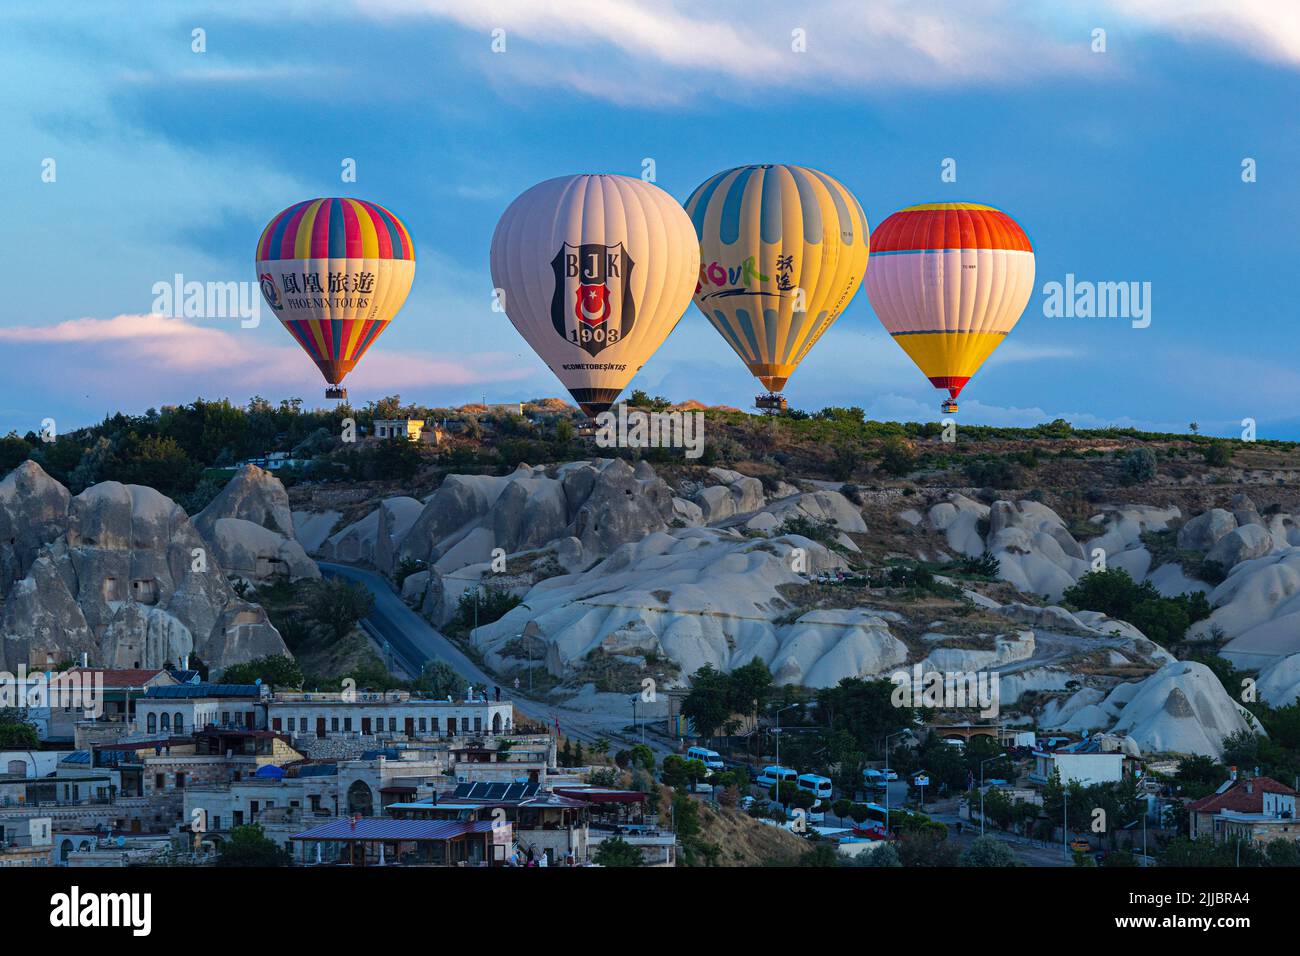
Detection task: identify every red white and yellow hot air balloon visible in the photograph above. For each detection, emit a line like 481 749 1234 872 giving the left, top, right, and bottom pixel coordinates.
865 202 1034 414
490 174 699 416
255 198 416 400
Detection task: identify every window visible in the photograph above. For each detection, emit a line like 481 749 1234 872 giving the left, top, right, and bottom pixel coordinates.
212 815 221 830
174 713 184 732
343 717 352 732
331 717 339 732
287 717 295 732
419 717 427 732
222 711 230 726
176 772 186 789
474 717 482 732
389 717 397 732
462 717 471 733
160 712 170 731
147 712 157 733
431 717 440 734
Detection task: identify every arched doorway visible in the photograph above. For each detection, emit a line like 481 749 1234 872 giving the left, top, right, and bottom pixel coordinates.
346 781 374 816
492 713 502 733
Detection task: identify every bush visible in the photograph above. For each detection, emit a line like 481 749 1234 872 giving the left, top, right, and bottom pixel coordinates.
963 457 1021 489
593 836 644 867
1203 443 1233 467
876 436 917 477
1063 568 1211 644
219 654 303 689
456 585 522 629
305 578 375 641
1122 448 1157 483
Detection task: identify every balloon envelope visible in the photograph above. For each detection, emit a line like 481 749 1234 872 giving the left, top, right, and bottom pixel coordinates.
255 198 415 391
685 164 869 392
490 174 699 416
865 202 1034 403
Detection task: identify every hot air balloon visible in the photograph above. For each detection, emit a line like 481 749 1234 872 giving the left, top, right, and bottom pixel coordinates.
865 202 1034 414
490 174 699 417
255 198 416 400
684 164 870 411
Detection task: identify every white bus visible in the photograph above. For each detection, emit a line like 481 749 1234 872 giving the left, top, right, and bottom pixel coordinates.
756 765 798 790
797 773 833 805
685 746 725 774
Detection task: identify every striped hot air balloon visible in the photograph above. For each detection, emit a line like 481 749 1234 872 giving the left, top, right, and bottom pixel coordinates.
865 202 1034 414
685 164 869 406
255 198 415 400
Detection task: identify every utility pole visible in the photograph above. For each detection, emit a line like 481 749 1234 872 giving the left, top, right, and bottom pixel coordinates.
1063 787 1069 859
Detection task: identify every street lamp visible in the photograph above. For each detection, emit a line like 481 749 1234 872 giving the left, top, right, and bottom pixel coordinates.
1063 786 1069 859
883 730 908 835
771 704 800 805
979 753 1007 837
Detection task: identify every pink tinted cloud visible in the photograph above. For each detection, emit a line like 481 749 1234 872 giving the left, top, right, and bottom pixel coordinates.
0 313 535 409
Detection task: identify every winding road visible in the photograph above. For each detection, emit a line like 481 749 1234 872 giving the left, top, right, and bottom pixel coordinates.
318 562 669 754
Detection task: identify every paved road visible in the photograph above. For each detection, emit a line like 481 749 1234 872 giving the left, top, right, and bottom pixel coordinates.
319 562 671 754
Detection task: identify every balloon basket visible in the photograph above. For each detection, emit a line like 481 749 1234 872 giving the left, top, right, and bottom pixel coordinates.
326 386 348 401
755 393 787 413
941 400 958 415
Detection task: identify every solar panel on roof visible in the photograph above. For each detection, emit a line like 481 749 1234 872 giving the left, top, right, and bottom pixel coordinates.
144 683 260 699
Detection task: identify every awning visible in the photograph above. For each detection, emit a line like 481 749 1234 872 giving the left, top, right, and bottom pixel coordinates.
553 788 647 805
290 818 497 842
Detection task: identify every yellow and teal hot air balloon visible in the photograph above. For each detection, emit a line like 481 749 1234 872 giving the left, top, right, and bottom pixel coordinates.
685 164 869 407
255 198 416 400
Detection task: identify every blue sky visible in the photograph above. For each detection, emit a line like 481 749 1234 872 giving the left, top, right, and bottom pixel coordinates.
2 1 1298 437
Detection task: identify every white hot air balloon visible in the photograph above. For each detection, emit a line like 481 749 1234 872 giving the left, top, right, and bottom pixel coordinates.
490 174 700 416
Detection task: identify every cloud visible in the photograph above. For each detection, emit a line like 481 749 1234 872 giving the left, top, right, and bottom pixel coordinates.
1105 0 1300 68
342 0 1300 106
355 0 1108 102
0 314 535 428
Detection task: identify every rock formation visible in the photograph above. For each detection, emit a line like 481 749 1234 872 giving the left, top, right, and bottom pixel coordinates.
0 462 289 675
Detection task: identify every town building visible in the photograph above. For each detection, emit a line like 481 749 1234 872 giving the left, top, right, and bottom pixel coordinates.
266 690 513 741
0 816 52 867
290 816 508 866
372 419 426 441
1030 738 1126 786
1188 773 1299 844
135 682 267 736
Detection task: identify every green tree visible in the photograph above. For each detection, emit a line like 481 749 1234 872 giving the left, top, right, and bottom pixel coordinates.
415 661 466 700
960 836 1021 866
629 744 655 771
877 436 917 477
896 830 960 867
0 431 32 473
216 824 292 867
593 837 643 867
0 710 38 748
682 664 732 741
219 655 303 689
305 578 375 641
